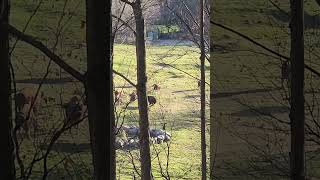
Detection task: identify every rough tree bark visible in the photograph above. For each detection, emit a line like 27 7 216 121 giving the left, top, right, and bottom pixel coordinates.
209 1 214 179
85 0 115 179
133 1 152 179
0 0 15 179
289 0 305 179
119 0 153 179
199 0 207 179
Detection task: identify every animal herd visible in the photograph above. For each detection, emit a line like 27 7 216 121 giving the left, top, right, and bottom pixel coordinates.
114 83 160 106
14 83 161 138
115 125 171 149
14 87 85 138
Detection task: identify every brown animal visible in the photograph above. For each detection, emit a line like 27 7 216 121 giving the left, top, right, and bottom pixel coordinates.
15 88 44 138
16 102 39 138
147 96 157 106
129 91 137 103
152 84 160 91
281 61 291 86
15 88 43 114
114 90 124 104
63 95 84 131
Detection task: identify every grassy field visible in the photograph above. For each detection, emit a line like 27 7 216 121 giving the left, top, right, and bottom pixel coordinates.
211 0 320 179
10 0 320 179
10 1 211 179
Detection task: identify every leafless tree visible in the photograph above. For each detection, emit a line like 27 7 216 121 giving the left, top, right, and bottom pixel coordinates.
85 0 115 179
0 0 16 179
119 0 152 179
209 0 215 177
289 0 305 179
199 0 207 179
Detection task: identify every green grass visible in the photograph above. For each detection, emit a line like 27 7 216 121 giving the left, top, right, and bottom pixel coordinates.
10 1 211 179
13 42 209 179
210 0 320 179
10 0 320 179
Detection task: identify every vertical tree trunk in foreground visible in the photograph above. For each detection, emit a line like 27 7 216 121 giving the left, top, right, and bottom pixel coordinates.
289 0 305 179
199 0 207 179
132 0 152 179
86 0 115 179
0 0 15 179
209 0 215 179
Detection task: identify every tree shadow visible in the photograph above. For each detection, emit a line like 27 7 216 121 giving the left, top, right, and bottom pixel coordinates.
16 78 76 84
155 62 168 67
42 142 91 153
168 71 184 78
269 9 320 28
231 105 289 117
194 64 211 71
213 88 280 99
126 106 139 110
115 85 134 89
170 74 184 78
184 94 200 99
173 89 198 93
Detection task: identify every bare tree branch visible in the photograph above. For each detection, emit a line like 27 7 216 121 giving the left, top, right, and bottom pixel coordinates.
8 24 137 88
112 14 136 35
113 70 137 87
8 24 85 82
210 20 320 78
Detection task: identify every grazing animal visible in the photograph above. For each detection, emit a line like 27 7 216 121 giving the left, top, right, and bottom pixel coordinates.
114 90 124 104
281 61 291 86
15 88 43 138
147 96 157 106
152 84 160 91
129 91 137 103
15 104 37 139
15 88 44 114
63 95 84 131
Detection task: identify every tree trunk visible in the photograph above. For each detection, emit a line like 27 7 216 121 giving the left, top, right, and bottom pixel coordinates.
110 30 117 180
85 0 115 179
199 0 207 179
209 1 214 179
132 1 152 179
0 0 15 179
289 0 305 179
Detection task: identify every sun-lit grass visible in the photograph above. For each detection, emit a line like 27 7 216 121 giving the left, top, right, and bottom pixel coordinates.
10 1 210 177
11 0 320 179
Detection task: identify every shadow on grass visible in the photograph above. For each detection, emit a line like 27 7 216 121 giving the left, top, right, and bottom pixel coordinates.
16 78 76 84
184 94 200 99
126 106 139 110
43 142 91 153
115 85 134 89
231 105 289 117
269 9 320 28
173 89 198 93
168 71 184 79
213 88 280 99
